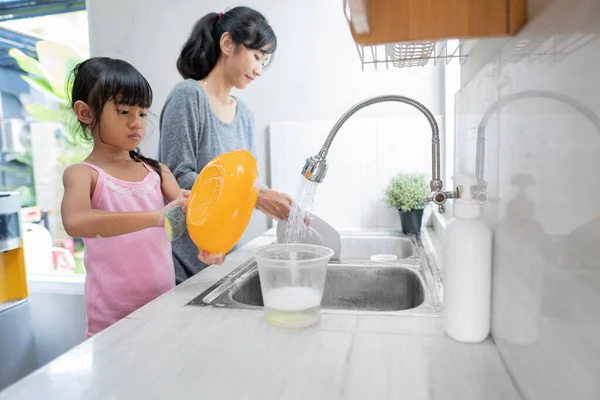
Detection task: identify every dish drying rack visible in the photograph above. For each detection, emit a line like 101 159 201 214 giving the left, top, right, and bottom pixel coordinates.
354 40 467 71
343 0 468 71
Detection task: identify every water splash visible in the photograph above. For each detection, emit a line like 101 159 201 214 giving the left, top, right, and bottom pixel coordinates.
283 177 319 243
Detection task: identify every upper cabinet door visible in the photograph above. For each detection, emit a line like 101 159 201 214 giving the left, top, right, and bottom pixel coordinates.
345 0 528 46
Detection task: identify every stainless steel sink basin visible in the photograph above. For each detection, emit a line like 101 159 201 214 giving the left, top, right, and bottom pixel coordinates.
273 228 417 262
187 231 442 316
230 264 425 311
339 235 415 261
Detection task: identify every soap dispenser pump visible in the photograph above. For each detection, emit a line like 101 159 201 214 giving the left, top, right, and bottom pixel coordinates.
443 174 493 343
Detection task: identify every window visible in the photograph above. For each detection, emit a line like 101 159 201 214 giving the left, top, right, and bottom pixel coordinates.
0 1 85 22
0 10 89 276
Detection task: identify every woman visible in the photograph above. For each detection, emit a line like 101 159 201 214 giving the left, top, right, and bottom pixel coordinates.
159 6 292 284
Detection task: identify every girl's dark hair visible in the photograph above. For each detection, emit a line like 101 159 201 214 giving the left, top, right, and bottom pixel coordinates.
177 6 277 80
68 57 162 180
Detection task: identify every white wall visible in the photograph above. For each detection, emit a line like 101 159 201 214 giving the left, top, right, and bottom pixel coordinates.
87 0 444 241
269 115 441 230
455 0 600 398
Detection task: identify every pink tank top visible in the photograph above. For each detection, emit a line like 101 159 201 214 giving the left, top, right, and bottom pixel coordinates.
80 161 175 338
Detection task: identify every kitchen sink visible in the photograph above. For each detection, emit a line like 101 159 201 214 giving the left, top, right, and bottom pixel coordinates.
187 231 442 316
339 235 415 261
230 264 425 311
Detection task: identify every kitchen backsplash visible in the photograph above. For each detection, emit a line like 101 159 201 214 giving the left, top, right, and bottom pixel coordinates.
454 0 600 399
268 115 442 230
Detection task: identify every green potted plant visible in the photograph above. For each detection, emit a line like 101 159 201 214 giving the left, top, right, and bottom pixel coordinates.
384 172 430 234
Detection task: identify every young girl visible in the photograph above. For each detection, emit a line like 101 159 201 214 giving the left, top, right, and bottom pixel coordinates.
159 6 293 284
61 57 223 338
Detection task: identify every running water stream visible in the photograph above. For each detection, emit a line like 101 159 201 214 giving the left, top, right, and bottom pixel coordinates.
283 176 319 243
282 176 320 285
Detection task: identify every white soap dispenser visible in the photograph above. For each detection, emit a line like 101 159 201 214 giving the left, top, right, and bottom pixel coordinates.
443 174 493 343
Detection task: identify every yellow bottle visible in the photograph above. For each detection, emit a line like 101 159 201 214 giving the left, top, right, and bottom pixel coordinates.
0 192 29 304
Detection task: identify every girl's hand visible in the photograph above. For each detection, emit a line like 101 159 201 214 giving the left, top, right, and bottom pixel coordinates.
198 250 226 265
157 189 190 227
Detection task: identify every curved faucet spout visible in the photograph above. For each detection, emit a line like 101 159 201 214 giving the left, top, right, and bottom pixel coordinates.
301 94 456 213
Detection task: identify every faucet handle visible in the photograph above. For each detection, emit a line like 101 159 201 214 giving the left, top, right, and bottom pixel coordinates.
424 189 457 214
444 189 458 200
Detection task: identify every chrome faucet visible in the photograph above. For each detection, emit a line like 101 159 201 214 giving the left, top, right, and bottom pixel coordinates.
301 95 457 213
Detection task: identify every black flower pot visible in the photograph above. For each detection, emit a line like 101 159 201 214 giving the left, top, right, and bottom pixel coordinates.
398 209 424 235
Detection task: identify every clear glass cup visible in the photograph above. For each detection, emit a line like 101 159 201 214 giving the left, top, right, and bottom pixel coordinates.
254 243 334 328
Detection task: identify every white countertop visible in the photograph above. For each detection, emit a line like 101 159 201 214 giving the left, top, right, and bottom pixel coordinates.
0 229 520 400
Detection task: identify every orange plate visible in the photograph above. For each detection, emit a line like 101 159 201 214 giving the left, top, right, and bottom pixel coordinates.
186 149 259 255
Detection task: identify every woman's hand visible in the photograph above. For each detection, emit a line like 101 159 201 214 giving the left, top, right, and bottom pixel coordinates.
178 189 191 210
198 250 226 265
256 188 293 221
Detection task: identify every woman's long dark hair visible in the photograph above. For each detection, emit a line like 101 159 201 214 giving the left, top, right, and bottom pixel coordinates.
177 6 277 80
68 57 162 180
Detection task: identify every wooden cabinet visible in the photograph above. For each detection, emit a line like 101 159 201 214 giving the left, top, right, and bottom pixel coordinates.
345 0 527 46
